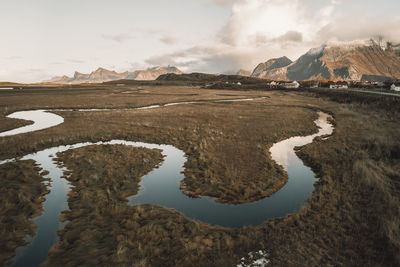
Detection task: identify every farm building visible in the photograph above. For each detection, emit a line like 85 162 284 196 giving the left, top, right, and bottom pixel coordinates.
391 83 400 91
283 81 300 89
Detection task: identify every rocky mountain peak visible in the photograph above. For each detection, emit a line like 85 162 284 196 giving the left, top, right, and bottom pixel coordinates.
251 56 293 78
251 40 400 82
49 66 183 84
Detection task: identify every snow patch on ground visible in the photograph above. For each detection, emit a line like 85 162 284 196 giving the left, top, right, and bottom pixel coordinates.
237 250 270 267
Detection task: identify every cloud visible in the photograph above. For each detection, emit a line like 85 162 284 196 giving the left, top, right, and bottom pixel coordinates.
211 0 235 5
145 0 339 73
102 33 132 43
315 16 400 43
217 0 342 47
129 62 148 71
0 68 53 83
276 31 303 43
145 0 400 74
4 56 22 60
67 59 85 64
144 42 305 73
159 34 178 45
218 0 304 46
103 29 179 45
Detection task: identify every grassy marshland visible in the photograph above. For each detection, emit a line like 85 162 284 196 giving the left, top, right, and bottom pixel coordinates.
0 85 399 265
0 88 318 204
245 92 400 266
44 145 248 266
0 116 32 133
0 160 49 265
0 85 266 115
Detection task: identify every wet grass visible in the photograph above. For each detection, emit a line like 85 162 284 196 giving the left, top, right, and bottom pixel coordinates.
0 160 49 265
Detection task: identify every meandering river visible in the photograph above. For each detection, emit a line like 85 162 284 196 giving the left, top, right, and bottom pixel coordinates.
0 99 334 266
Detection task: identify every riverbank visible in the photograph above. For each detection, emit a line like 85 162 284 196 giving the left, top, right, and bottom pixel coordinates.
244 92 400 266
0 160 49 265
0 116 32 133
43 145 238 266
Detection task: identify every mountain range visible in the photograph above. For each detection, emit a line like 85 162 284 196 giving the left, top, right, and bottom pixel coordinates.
49 66 182 84
250 40 400 82
49 40 400 84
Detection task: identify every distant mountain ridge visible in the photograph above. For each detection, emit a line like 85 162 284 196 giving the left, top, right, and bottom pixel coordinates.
49 66 182 84
251 40 400 81
236 69 252 77
251 56 292 78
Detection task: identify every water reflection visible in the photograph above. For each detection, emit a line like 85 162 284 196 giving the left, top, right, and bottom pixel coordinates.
0 105 334 266
269 112 333 168
0 110 64 137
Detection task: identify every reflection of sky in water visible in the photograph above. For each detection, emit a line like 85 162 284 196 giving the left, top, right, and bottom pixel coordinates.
269 112 333 168
130 112 334 228
0 110 64 137
1 97 265 138
0 107 333 266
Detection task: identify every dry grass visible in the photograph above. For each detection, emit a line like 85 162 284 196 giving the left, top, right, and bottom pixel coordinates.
0 116 32 132
1 85 399 265
0 85 267 115
43 145 247 266
248 96 400 266
0 160 49 265
0 88 317 204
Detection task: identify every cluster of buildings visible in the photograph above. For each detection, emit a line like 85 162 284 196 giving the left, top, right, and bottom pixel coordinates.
265 80 400 91
267 81 300 89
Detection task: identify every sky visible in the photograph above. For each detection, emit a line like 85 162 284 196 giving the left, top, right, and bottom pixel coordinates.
1 0 399 82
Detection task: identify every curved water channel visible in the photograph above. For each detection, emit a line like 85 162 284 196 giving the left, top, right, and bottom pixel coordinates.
0 98 334 266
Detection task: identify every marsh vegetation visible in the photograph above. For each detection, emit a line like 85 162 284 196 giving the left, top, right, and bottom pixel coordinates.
0 160 49 265
0 85 399 266
44 145 249 266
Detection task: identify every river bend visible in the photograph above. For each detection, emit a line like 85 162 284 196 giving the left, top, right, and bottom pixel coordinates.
0 99 334 266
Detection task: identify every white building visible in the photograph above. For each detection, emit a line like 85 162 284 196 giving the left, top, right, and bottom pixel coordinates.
330 83 348 89
284 81 300 89
269 81 277 86
391 83 400 92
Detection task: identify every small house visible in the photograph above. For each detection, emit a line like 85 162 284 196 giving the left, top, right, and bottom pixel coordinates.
391 83 400 92
268 81 277 88
284 81 300 89
330 81 348 89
